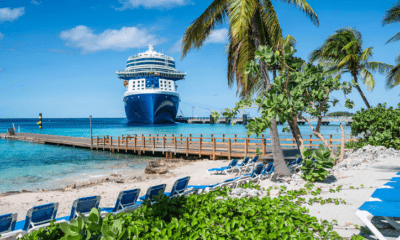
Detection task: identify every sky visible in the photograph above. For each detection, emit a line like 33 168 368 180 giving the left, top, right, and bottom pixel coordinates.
0 0 399 118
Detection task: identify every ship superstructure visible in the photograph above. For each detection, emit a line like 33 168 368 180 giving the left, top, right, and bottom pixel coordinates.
117 46 186 123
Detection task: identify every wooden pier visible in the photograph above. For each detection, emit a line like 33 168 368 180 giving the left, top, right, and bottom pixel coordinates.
2 132 357 160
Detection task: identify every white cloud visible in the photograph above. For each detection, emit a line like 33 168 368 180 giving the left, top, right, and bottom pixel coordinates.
205 28 229 44
170 38 182 53
0 32 4 40
60 25 163 54
0 7 25 22
116 0 192 10
31 0 42 5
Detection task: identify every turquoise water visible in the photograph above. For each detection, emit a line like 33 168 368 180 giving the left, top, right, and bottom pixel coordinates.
0 118 351 193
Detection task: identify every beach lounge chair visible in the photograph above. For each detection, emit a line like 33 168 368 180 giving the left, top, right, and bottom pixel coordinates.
261 163 274 180
369 188 400 202
164 177 194 197
207 159 239 175
244 156 259 170
356 201 400 240
187 178 238 193
139 184 167 201
289 158 303 173
57 196 101 222
14 203 62 233
100 189 141 216
237 157 250 167
233 163 265 187
0 213 25 239
236 157 251 174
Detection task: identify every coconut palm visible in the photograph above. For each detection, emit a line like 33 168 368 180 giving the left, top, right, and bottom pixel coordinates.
310 28 392 108
181 0 319 177
383 1 400 89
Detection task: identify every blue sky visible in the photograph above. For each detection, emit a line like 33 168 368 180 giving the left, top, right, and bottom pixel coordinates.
0 0 399 118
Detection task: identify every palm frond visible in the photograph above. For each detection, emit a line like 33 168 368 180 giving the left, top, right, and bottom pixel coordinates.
364 61 393 74
278 0 319 26
360 68 375 91
386 64 400 89
181 0 228 59
386 52 400 89
229 0 259 42
386 32 400 44
360 47 373 61
337 54 357 69
342 40 361 54
383 1 400 25
284 35 297 47
260 0 284 48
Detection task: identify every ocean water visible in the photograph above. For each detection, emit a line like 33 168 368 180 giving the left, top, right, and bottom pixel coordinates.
0 118 351 193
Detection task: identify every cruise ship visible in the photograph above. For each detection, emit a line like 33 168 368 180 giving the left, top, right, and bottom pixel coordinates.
117 46 186 124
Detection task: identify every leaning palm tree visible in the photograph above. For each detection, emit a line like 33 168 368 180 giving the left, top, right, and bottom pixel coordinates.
383 1 400 88
181 0 319 177
310 28 392 108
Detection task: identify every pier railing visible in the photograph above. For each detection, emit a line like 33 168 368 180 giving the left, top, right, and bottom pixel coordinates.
91 133 357 159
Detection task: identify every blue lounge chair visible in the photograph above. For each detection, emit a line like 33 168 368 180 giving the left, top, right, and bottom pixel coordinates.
237 157 250 167
233 163 265 187
236 157 251 174
0 213 25 239
101 189 141 215
245 156 259 169
382 182 400 188
207 159 239 175
369 188 400 202
356 201 400 240
164 177 193 197
57 196 101 221
187 179 238 193
139 184 167 201
15 203 61 233
261 163 274 180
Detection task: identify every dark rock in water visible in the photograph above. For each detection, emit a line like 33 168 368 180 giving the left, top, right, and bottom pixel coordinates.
22 189 32 193
158 167 168 174
145 160 169 174
110 173 121 177
114 178 125 183
63 183 76 191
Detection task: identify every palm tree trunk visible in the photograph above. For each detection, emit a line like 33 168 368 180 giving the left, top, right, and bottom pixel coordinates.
251 13 291 178
353 74 371 108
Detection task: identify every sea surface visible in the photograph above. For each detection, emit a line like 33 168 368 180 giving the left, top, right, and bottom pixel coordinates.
0 118 351 193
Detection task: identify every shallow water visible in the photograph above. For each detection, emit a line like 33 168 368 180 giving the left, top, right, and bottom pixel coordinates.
0 118 351 192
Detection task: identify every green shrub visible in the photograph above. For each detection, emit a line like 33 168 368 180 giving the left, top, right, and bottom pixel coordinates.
301 144 334 183
351 103 400 149
17 188 350 239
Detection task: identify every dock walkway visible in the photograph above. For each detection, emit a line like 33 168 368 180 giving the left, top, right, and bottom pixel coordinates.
3 132 356 160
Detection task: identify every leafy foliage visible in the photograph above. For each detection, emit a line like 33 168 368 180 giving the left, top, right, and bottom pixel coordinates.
16 187 360 240
350 103 400 149
300 144 334 182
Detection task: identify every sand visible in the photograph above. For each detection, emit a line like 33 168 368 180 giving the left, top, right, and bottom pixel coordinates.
1 156 400 239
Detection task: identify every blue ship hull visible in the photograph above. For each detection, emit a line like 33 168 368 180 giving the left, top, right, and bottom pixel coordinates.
124 93 179 124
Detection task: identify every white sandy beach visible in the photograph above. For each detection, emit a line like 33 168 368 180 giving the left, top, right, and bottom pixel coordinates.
1 156 400 239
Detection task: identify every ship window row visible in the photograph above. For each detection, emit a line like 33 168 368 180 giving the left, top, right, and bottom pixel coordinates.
127 62 175 68
127 58 174 64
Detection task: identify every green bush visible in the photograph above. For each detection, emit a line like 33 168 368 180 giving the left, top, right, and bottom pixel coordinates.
17 188 349 240
301 144 334 183
351 103 400 149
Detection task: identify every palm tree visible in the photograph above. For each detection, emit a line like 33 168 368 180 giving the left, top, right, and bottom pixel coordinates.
310 28 392 108
383 1 400 89
181 0 319 177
